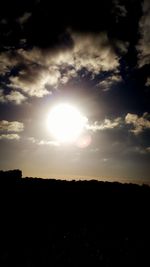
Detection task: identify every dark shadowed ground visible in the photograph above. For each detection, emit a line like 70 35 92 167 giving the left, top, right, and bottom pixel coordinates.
0 170 150 266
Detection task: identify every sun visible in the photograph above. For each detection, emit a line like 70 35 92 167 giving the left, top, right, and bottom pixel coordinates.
48 103 87 143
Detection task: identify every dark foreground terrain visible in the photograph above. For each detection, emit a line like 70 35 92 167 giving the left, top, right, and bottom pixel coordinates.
0 170 150 266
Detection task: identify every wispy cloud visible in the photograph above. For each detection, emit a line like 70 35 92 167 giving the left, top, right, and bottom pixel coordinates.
87 117 122 131
112 0 127 22
38 140 60 146
124 145 150 155
97 74 122 91
87 112 150 135
0 134 20 140
16 12 32 25
27 137 60 147
137 0 150 67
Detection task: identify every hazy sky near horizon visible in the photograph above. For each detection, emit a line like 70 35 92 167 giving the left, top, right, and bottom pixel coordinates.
0 0 150 183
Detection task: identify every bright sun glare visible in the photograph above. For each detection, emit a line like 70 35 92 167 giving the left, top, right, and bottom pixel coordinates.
48 103 87 143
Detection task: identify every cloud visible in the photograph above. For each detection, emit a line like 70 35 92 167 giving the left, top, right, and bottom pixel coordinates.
5 91 27 104
125 145 150 155
125 113 150 134
0 120 24 132
27 137 36 143
146 147 150 153
38 140 60 146
87 117 122 131
17 32 121 75
17 12 32 25
71 32 120 74
0 31 126 99
0 18 8 25
0 90 6 103
87 113 150 134
146 77 150 86
137 0 150 67
115 40 129 54
9 66 55 97
97 74 122 91
112 0 127 21
19 32 120 74
60 68 77 84
0 89 27 104
27 137 60 146
0 134 20 140
0 51 22 75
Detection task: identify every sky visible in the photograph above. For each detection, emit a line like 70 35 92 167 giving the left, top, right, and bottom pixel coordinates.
0 0 150 183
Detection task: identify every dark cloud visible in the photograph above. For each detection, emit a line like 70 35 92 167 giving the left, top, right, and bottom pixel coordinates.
137 1 150 91
137 0 150 67
16 12 32 26
0 31 127 99
97 73 122 91
112 0 127 22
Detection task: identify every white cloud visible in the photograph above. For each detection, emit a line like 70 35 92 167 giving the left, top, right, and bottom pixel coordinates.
87 117 122 131
0 120 24 132
86 113 150 134
125 113 150 134
5 91 27 104
0 134 20 140
0 90 27 104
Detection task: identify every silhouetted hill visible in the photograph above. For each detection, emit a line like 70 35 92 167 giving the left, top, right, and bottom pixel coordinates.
0 170 150 266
